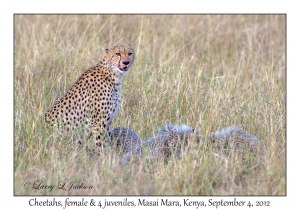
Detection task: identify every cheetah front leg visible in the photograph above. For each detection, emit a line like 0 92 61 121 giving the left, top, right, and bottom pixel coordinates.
95 129 111 149
91 117 113 153
85 127 110 156
83 99 114 153
82 112 110 156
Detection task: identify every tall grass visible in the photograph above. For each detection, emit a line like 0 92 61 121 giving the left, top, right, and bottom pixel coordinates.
14 14 285 195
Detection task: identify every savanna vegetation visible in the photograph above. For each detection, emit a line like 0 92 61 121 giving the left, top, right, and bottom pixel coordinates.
14 14 285 195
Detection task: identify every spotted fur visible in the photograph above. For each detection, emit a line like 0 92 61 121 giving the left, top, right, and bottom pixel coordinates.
210 125 264 160
144 124 202 161
144 136 165 160
44 45 135 150
111 127 143 165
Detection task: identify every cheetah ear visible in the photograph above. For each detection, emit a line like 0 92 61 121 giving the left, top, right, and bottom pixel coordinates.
192 126 200 133
102 48 109 54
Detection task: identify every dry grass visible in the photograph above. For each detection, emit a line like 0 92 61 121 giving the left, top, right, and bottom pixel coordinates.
14 14 286 195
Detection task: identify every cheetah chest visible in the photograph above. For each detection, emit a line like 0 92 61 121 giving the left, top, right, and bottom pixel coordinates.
108 91 121 125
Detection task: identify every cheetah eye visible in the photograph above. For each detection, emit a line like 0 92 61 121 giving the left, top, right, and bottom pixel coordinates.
128 52 133 56
115 53 121 56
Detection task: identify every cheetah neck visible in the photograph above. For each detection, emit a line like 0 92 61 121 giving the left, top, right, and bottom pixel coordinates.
100 60 126 85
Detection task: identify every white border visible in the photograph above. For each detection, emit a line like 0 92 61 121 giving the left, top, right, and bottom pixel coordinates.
2 0 297 209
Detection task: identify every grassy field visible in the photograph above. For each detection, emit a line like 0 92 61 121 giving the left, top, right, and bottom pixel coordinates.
14 14 286 195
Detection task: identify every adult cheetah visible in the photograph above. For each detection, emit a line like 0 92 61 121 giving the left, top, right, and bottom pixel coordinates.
44 45 135 151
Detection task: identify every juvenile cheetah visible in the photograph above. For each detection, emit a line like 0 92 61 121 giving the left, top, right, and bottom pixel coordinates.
144 124 263 162
144 124 202 161
111 127 143 165
210 126 264 160
44 45 135 150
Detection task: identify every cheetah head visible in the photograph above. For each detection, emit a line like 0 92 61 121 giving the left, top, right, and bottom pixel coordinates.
103 45 135 75
189 127 204 144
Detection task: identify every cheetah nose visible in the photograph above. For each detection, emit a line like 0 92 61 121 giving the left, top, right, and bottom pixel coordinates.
122 61 129 65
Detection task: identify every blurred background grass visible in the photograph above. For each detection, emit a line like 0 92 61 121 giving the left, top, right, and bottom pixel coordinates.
14 14 285 195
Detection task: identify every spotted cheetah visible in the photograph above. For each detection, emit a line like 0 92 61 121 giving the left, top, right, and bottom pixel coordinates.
210 126 264 161
144 124 263 162
111 127 143 165
144 124 202 161
143 136 165 160
44 45 135 150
